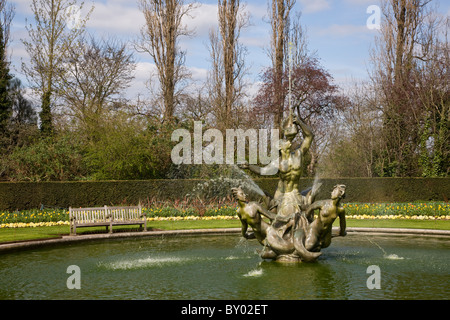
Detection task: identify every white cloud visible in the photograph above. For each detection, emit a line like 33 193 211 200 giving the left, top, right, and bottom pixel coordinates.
86 2 220 40
124 61 155 98
247 80 263 98
183 3 218 37
189 66 208 82
133 61 158 90
298 0 331 13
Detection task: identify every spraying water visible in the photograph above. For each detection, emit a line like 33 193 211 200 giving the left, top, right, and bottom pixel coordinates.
365 236 404 260
99 256 190 270
185 164 266 200
310 173 322 197
243 268 264 277
230 164 265 196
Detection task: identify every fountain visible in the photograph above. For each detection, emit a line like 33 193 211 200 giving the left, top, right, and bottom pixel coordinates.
234 105 347 263
1 233 448 299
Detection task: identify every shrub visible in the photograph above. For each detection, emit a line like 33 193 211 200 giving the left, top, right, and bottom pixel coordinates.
2 133 87 181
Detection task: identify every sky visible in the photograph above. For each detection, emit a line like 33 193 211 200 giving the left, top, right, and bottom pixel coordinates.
7 0 450 102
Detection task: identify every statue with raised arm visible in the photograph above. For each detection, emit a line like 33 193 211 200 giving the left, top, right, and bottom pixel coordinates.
240 106 314 218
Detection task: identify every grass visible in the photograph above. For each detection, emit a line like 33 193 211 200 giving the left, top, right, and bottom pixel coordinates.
0 225 69 243
0 218 449 245
0 201 449 244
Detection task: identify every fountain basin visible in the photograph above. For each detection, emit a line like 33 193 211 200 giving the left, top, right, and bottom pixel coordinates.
0 232 448 300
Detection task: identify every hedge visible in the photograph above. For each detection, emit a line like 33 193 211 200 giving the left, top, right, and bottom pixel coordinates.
255 178 450 204
0 177 449 211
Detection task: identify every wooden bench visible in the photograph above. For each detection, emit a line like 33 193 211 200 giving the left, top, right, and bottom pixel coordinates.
69 205 147 235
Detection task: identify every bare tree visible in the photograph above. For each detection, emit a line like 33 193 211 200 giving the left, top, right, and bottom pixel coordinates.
58 35 135 135
207 0 249 130
177 85 214 123
136 0 196 124
318 81 384 178
207 28 224 127
268 0 295 131
284 11 313 68
21 0 92 136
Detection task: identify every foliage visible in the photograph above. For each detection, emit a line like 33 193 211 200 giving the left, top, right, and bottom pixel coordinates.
2 133 87 181
83 113 174 180
8 78 37 126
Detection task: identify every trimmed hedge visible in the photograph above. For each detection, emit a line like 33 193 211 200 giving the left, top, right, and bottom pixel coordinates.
255 178 449 204
0 178 449 211
0 180 201 211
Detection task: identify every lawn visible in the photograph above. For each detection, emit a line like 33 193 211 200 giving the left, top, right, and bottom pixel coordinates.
0 218 449 244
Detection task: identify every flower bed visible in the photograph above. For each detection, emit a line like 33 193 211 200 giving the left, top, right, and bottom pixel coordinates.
1 202 449 229
343 202 450 219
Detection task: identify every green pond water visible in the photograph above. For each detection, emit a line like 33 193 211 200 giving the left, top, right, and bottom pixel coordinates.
0 233 448 299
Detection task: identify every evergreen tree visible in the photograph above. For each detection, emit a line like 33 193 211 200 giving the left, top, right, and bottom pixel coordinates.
0 24 12 134
9 78 37 125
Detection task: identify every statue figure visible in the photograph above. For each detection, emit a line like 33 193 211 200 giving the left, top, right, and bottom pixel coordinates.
231 186 276 245
304 185 347 252
240 108 314 212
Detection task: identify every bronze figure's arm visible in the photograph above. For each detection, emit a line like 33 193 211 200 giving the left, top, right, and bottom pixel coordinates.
257 206 277 221
239 158 279 176
293 115 314 154
305 201 323 221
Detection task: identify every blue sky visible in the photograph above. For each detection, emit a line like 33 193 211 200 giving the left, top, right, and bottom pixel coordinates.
8 0 450 100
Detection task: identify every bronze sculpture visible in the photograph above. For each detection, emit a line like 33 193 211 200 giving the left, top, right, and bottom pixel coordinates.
305 184 347 252
237 106 347 262
232 186 276 245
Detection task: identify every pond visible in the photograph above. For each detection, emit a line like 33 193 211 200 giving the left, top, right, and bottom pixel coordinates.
0 233 448 300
